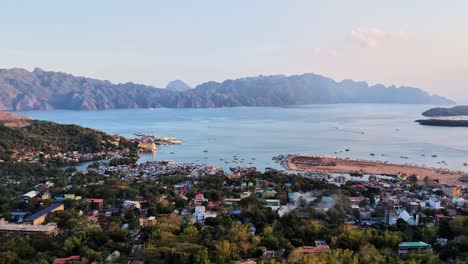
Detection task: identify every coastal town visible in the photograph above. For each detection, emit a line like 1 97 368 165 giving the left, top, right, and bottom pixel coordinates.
1 112 467 263
1 145 467 263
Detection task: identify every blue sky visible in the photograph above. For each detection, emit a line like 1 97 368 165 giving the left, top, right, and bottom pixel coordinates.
1 1 467 102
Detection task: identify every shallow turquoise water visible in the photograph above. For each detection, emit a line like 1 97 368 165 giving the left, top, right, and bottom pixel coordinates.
18 104 468 172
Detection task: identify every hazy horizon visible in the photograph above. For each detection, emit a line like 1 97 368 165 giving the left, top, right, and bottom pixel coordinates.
1 1 467 103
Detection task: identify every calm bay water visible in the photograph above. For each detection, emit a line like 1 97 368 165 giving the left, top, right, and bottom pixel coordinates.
18 104 468 172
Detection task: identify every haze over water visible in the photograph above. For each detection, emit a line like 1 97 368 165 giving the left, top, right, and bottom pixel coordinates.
18 104 468 172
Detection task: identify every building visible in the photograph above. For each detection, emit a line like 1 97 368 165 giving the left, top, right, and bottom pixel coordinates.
398 242 432 255
139 216 156 227
428 197 442 209
295 240 331 256
123 200 141 210
194 193 207 205
264 199 281 211
52 255 81 264
442 186 461 197
398 209 419 226
23 203 64 225
41 192 50 200
385 210 398 225
64 194 81 200
21 191 39 202
90 198 104 211
194 206 206 222
138 142 157 152
0 221 58 237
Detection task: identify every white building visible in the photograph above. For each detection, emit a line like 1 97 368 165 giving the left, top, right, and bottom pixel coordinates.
428 197 441 209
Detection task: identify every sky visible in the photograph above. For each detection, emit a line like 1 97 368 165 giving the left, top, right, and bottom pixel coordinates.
1 1 468 102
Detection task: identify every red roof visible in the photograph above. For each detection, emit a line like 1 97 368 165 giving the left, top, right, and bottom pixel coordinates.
91 198 103 203
195 193 204 198
53 256 80 264
53 259 69 264
348 197 365 202
297 246 331 254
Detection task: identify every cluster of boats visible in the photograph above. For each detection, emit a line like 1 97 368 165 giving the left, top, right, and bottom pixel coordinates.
200 151 257 165
333 149 350 154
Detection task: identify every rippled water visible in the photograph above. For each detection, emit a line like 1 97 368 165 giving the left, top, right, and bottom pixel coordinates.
18 104 468 172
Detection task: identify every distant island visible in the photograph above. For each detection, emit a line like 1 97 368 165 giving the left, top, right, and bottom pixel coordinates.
422 105 468 117
0 67 454 111
416 119 468 127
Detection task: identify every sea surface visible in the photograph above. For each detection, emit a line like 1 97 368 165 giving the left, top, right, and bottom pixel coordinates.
18 104 468 172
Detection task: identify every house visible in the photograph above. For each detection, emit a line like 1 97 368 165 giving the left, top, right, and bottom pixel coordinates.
398 242 431 255
64 194 80 200
23 203 64 225
52 255 80 264
428 197 442 209
385 210 397 225
295 240 331 256
194 206 206 222
398 209 419 226
348 197 365 206
41 192 50 200
123 200 141 210
90 198 104 211
193 193 207 205
296 246 331 255
139 216 156 227
442 186 461 197
264 199 281 211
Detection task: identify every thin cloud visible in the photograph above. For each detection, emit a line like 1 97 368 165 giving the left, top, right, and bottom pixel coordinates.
312 47 338 57
349 28 408 48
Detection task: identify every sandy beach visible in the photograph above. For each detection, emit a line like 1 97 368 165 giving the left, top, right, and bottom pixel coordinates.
287 155 467 187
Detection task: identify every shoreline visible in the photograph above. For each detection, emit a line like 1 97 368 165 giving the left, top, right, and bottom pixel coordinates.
281 154 467 187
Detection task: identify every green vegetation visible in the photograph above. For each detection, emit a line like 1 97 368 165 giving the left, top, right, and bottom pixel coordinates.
0 120 136 163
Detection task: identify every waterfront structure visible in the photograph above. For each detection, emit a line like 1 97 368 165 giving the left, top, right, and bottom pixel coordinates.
0 221 58 237
23 203 64 225
138 142 157 152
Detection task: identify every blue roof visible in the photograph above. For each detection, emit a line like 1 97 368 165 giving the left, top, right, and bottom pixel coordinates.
24 203 63 222
10 212 29 217
230 210 241 215
399 242 430 247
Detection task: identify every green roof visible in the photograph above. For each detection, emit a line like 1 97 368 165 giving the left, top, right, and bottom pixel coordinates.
399 242 430 247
